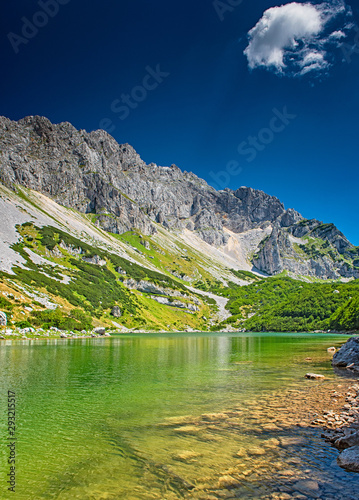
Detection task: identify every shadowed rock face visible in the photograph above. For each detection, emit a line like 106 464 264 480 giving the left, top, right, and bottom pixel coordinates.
333 337 359 374
0 115 358 279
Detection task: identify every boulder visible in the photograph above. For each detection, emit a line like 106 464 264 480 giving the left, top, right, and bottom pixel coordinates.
60 332 68 338
0 311 7 326
335 432 359 450
305 373 325 380
19 328 31 334
111 306 122 318
94 327 106 335
332 337 359 369
82 255 106 266
337 446 359 472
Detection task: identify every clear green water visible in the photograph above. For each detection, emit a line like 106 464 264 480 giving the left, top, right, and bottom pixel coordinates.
0 333 358 499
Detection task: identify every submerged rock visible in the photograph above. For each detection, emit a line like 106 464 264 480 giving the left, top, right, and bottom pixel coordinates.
172 450 201 463
247 446 266 456
337 446 359 472
173 425 200 435
218 475 241 489
293 480 320 498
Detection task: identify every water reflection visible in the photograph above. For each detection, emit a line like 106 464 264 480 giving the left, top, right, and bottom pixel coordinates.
0 333 352 499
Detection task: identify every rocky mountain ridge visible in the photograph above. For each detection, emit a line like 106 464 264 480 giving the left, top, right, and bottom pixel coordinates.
0 115 358 280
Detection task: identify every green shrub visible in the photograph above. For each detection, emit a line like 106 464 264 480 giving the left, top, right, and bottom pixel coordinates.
14 320 32 329
31 308 92 331
0 296 13 310
221 277 359 332
330 296 359 331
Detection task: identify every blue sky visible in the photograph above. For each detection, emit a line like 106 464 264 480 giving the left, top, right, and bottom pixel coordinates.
1 0 358 244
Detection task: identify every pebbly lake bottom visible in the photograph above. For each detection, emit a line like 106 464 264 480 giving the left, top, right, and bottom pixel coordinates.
0 333 358 499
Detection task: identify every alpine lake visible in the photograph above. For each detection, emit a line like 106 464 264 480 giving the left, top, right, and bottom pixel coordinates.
1 333 359 499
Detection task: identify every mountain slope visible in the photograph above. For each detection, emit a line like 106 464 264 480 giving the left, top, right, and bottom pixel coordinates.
0 115 358 280
0 181 246 331
0 175 358 335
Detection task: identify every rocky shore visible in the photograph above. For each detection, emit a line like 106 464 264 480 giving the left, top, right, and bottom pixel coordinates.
149 377 359 499
318 336 359 473
320 383 359 472
0 325 112 340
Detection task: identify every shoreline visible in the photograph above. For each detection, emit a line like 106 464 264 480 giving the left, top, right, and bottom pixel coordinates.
1 329 358 341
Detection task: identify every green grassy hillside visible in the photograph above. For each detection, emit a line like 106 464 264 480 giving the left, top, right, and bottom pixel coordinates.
212 277 359 332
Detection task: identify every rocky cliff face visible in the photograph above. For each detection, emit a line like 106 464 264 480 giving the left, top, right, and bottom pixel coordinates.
0 115 358 279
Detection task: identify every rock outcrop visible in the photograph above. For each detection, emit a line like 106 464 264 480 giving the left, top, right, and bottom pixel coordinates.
332 337 359 375
321 384 359 473
0 115 358 279
0 311 7 326
111 306 122 318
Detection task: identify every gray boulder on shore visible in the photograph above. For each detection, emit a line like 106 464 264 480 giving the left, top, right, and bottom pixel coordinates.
335 432 359 450
337 446 359 472
94 327 106 335
332 337 359 373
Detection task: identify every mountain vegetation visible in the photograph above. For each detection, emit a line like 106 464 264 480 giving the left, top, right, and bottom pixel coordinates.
212 277 359 332
0 115 358 335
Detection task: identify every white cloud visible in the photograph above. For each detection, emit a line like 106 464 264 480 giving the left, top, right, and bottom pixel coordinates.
244 1 353 77
329 30 346 39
